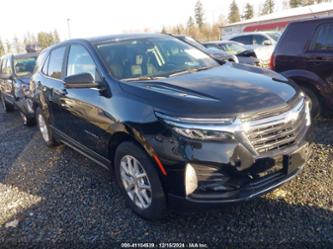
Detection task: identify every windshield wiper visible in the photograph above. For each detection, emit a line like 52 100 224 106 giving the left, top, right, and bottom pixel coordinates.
122 76 166 82
169 66 213 78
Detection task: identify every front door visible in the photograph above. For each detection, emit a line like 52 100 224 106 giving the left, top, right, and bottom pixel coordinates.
61 44 110 158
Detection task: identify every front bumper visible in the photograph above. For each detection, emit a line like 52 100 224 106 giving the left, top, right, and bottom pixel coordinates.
147 123 312 209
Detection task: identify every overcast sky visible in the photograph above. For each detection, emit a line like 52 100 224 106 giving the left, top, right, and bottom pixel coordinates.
1 0 285 41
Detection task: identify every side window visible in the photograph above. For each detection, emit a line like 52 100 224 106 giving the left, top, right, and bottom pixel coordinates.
253 35 269 45
66 45 97 80
231 35 252 45
48 46 66 79
2 58 12 75
309 23 333 51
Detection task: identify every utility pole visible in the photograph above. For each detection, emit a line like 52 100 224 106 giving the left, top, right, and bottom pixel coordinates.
67 18 71 39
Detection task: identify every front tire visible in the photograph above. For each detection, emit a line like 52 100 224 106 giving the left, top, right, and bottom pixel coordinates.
36 108 57 147
114 142 167 220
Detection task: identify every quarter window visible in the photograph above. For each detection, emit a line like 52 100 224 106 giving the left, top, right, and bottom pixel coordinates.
47 46 66 79
67 45 96 80
309 23 333 51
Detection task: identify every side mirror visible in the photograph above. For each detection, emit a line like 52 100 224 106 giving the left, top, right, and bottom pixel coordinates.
64 73 100 89
263 40 272 46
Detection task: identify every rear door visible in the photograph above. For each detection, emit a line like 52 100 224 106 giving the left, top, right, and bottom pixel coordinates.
39 46 68 133
305 22 333 88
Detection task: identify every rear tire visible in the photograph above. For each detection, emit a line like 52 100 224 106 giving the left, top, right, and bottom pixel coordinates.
20 111 35 127
114 142 167 220
36 107 57 147
1 93 14 112
301 87 321 119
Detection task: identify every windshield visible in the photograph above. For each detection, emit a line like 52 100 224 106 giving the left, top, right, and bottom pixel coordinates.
219 43 246 55
14 56 37 76
182 36 207 51
96 37 218 81
267 32 281 42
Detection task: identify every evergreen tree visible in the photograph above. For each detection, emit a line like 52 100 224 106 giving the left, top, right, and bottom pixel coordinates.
194 0 205 29
243 3 254 20
261 0 275 15
228 0 240 23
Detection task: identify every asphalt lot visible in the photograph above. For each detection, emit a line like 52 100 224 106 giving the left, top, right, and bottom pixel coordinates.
0 107 332 249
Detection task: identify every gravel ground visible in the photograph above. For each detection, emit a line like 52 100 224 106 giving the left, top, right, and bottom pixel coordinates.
0 107 332 249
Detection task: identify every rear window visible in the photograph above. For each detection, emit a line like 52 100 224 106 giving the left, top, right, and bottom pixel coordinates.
46 46 66 79
309 23 333 51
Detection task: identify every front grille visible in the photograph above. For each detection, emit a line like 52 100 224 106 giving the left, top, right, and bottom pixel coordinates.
244 98 308 155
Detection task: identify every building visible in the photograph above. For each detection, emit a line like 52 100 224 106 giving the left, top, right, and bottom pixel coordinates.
222 2 333 38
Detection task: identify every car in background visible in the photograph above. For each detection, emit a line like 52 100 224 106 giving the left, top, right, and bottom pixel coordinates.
225 32 281 67
203 40 260 66
0 53 38 126
30 33 311 219
271 17 333 118
171 34 239 63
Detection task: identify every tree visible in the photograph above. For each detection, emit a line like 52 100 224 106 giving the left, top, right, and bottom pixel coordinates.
53 30 60 43
228 0 240 24
161 26 167 34
187 16 196 35
261 0 275 15
37 31 58 49
0 39 5 57
194 0 205 29
243 3 254 20
289 0 303 8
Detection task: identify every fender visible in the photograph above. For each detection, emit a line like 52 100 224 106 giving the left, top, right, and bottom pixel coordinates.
280 69 329 96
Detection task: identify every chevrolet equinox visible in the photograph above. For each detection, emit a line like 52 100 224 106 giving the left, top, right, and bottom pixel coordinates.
31 34 312 219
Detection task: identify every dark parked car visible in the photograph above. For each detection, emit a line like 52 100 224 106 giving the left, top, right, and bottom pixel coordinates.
0 53 38 125
31 33 312 219
171 34 239 63
271 17 333 117
203 40 260 66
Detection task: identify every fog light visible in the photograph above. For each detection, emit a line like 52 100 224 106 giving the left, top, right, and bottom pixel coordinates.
185 163 198 196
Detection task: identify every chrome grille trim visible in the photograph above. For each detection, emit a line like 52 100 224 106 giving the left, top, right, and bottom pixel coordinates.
243 98 309 155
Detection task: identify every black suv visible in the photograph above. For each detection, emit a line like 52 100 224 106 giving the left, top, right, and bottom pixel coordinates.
0 53 38 125
271 17 333 117
31 34 312 219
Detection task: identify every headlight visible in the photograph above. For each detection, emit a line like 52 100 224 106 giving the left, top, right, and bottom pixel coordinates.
155 112 237 141
173 127 234 141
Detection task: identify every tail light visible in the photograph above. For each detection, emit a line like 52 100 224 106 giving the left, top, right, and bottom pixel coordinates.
269 53 276 70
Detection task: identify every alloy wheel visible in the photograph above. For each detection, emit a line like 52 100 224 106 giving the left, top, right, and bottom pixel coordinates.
38 113 50 143
120 155 152 209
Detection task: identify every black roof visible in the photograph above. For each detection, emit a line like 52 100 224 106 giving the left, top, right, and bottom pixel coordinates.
56 33 169 47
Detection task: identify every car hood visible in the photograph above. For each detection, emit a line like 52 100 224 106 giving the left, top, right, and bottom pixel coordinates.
120 63 299 118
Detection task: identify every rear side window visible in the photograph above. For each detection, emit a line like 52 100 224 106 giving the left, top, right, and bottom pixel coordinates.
309 23 333 51
231 35 253 45
47 46 66 79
